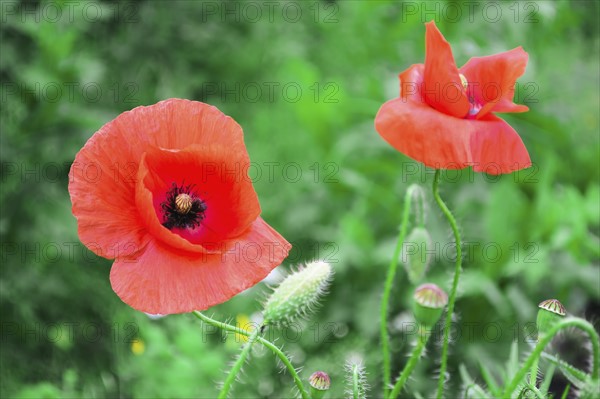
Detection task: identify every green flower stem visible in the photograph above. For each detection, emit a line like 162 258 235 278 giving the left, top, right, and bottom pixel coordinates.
464 383 489 398
218 328 259 399
192 311 310 399
560 385 571 399
516 384 545 399
380 186 414 397
541 352 590 382
432 169 462 399
529 356 539 388
389 331 429 399
503 317 600 398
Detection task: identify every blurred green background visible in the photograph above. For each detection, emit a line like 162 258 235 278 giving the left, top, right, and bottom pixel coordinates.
1 0 599 398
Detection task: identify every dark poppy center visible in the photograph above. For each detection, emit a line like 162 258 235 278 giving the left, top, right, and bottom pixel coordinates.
161 183 207 230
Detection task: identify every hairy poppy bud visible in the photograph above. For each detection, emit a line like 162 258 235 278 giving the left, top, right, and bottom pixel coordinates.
413 283 448 328
263 260 333 327
407 184 427 225
309 371 331 399
402 227 433 284
537 299 566 336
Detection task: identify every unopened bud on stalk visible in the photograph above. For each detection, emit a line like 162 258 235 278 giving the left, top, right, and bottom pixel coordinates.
263 260 333 327
407 184 427 226
412 283 448 328
309 371 331 399
402 227 433 284
537 299 566 337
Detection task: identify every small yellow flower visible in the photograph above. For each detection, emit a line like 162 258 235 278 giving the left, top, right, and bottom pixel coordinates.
131 338 145 355
235 314 254 343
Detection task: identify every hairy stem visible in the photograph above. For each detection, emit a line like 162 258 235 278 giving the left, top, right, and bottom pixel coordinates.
192 311 310 399
218 328 259 399
389 332 429 399
541 352 590 382
432 169 462 399
516 383 545 399
353 364 360 399
529 356 539 388
380 186 414 397
503 318 600 398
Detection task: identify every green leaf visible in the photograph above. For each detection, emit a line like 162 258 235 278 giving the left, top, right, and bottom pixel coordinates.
479 361 502 398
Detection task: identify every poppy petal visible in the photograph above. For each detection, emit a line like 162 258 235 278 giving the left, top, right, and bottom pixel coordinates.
399 64 426 102
424 21 470 118
375 98 531 173
375 97 472 170
109 217 292 314
470 114 531 174
112 98 247 153
69 129 149 259
460 47 529 119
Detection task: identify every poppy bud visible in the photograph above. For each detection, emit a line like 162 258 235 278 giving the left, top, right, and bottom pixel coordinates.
407 184 427 226
263 260 333 327
536 299 566 337
402 227 433 284
309 371 331 399
412 283 448 328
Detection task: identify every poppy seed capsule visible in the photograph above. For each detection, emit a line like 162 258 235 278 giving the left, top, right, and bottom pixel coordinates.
413 283 448 328
174 193 193 214
402 227 433 284
537 299 566 337
263 260 333 327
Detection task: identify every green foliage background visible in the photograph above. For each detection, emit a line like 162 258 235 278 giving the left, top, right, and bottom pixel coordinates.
1 0 598 398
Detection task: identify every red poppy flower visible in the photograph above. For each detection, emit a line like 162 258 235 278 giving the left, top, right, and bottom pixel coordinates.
375 21 531 174
69 99 291 314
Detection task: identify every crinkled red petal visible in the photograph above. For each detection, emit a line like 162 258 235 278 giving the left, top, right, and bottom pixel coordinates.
375 97 472 170
459 47 529 119
469 114 531 174
110 217 291 314
375 89 531 173
423 21 470 118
